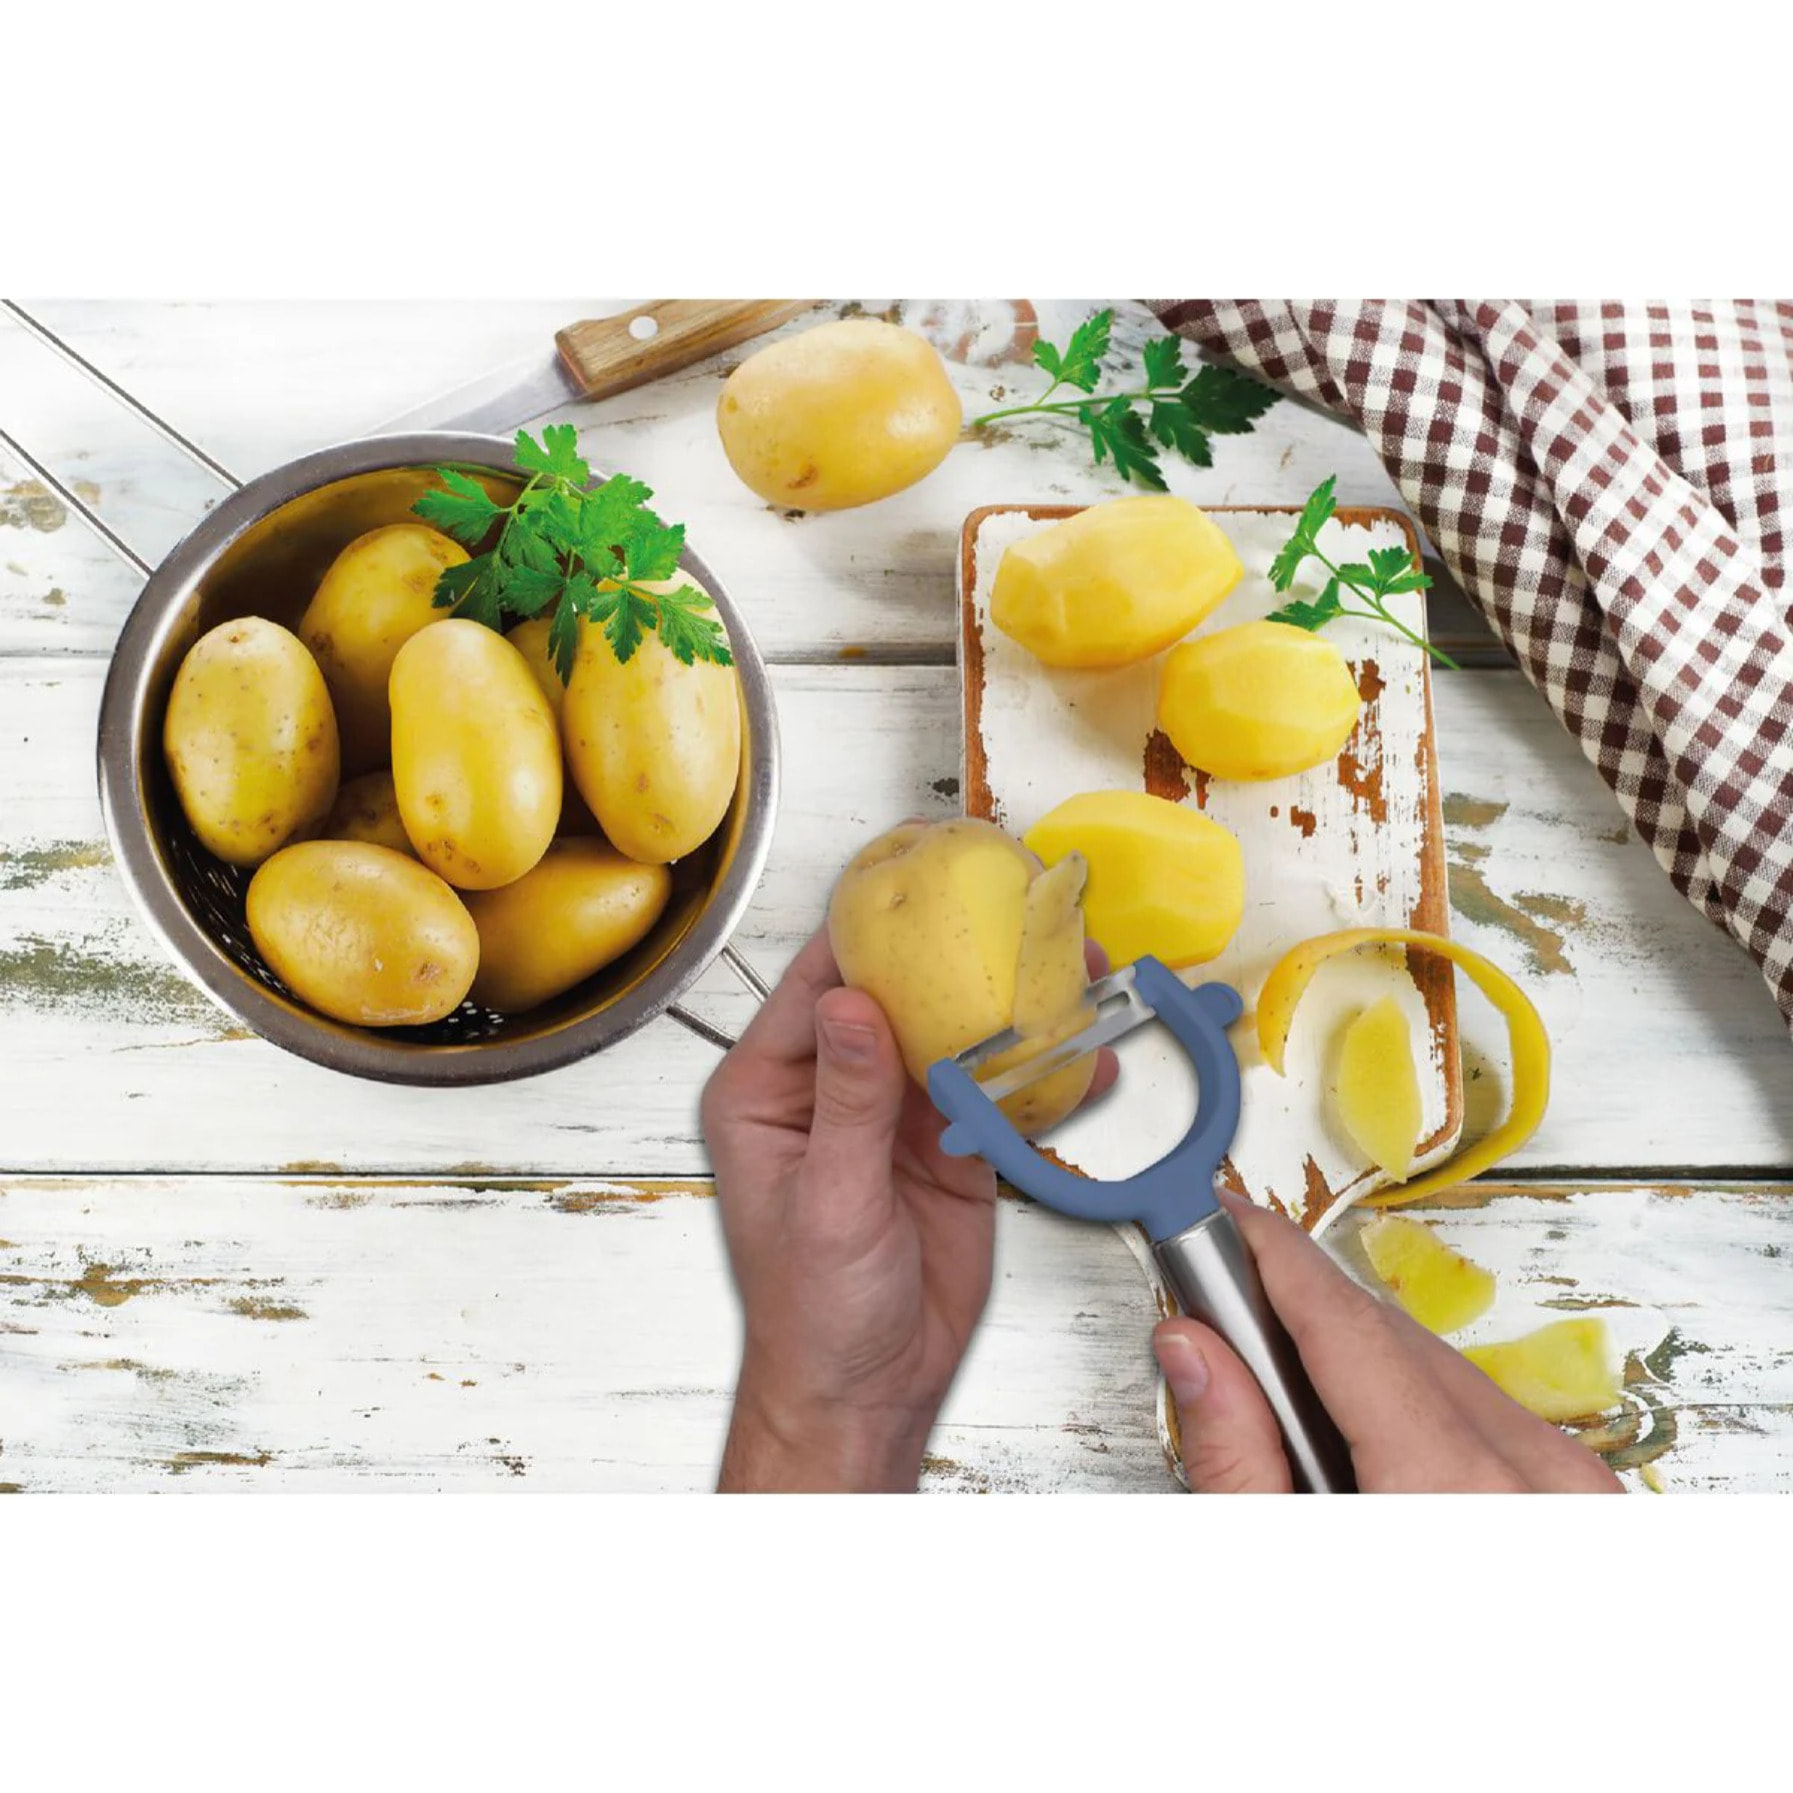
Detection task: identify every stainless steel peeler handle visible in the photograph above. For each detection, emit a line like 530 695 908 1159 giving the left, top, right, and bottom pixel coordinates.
1154 1210 1357 1494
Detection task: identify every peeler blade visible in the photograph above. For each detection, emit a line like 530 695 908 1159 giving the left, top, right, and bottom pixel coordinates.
952 962 1162 1105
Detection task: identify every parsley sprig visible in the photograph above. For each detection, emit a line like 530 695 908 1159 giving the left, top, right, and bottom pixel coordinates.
412 425 732 682
967 310 1279 490
1265 477 1459 671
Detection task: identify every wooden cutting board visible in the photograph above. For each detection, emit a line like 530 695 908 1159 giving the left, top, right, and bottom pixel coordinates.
958 503 1462 1233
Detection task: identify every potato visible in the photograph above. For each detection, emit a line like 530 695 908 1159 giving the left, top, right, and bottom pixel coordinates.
1463 1319 1620 1423
1361 1215 1494 1337
506 617 605 835
246 840 477 1027
716 318 961 511
464 838 672 1013
827 818 1096 1137
991 496 1243 669
564 592 740 865
322 770 415 857
1023 790 1244 969
1157 620 1362 781
1336 997 1423 1181
162 616 340 868
298 523 467 773
389 619 561 890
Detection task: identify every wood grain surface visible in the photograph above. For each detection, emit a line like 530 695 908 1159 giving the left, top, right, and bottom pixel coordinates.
3 299 1789 1492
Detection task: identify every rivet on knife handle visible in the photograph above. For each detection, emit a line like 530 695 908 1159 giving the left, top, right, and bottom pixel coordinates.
555 300 815 404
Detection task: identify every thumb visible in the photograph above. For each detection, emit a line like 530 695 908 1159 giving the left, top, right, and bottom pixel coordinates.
1154 1318 1294 1494
805 987 909 1194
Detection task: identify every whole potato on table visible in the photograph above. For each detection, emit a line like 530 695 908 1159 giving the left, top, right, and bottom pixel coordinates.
322 770 415 857
564 593 741 866
390 619 562 890
716 318 961 511
298 523 467 774
991 495 1243 669
827 817 1097 1138
464 838 673 1013
246 840 478 1027
162 615 340 868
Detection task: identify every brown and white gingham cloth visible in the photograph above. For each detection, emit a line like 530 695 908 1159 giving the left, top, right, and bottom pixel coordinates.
1151 300 1793 1034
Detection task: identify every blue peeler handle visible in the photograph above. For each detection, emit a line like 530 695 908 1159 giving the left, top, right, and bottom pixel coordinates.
928 957 1356 1494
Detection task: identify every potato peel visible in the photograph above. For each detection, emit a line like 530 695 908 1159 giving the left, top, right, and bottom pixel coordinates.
1256 927 1550 1208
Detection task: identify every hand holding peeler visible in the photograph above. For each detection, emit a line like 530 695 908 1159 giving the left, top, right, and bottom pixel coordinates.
928 956 1357 1494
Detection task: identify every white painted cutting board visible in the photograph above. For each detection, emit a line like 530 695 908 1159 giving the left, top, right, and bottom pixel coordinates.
959 503 1463 1232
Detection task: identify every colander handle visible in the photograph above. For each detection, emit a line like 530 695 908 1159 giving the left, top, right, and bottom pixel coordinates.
1155 1209 1357 1494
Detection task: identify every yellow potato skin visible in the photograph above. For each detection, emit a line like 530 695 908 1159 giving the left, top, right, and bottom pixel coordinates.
322 770 415 857
464 838 673 1013
827 818 1095 1137
163 616 340 868
246 841 478 1027
991 496 1244 669
1158 620 1363 781
564 594 741 865
717 319 961 511
298 524 467 773
389 619 561 890
506 617 606 835
1024 790 1244 969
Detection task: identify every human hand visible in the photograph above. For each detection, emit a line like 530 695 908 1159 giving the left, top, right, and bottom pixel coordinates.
703 926 1115 1492
1153 1192 1621 1493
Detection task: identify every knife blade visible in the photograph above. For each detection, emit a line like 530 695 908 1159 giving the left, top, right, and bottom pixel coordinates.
374 299 816 438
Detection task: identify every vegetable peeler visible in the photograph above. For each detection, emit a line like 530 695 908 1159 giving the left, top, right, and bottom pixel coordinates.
928 955 1356 1494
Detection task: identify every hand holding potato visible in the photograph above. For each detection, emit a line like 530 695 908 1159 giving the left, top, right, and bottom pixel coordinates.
705 924 1117 1493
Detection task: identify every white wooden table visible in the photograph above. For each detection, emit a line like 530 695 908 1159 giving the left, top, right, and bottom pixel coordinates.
3 300 1789 1493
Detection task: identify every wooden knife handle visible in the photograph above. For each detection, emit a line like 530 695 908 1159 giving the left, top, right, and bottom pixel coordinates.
555 301 815 403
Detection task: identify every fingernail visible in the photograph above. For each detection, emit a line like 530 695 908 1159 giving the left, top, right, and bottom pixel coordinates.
819 1016 878 1064
1155 1331 1210 1403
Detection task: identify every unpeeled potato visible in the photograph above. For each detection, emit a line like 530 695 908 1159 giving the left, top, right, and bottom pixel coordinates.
1158 620 1362 781
717 318 961 511
464 839 672 1013
246 840 477 1027
163 616 340 868
563 594 740 865
826 818 1096 1137
298 523 467 774
389 619 561 890
322 770 415 857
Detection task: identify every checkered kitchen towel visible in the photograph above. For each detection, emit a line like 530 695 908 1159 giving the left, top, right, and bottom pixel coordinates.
1151 301 1793 1034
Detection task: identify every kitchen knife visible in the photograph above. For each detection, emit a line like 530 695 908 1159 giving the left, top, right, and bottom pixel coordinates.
375 300 816 436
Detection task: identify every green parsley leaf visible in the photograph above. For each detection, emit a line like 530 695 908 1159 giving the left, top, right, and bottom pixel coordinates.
1367 544 1415 586
495 563 565 618
1084 398 1166 490
1266 577 1344 632
1268 475 1337 591
620 514 686 584
412 468 504 548
433 553 507 628
514 423 590 488
1148 399 1215 469
548 589 585 683
603 588 650 664
1034 309 1113 394
1142 335 1185 389
1180 364 1282 435
651 580 733 667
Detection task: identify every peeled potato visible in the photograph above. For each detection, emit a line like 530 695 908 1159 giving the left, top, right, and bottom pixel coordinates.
716 318 961 511
991 496 1243 669
1361 1215 1495 1336
1157 620 1362 781
1464 1319 1621 1423
1336 997 1424 1180
1023 790 1244 969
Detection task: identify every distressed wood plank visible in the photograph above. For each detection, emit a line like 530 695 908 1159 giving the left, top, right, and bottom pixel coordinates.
2 1176 1786 1492
1 658 1788 1177
0 1176 1170 1493
0 300 1496 664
